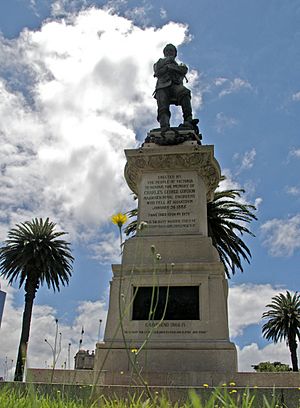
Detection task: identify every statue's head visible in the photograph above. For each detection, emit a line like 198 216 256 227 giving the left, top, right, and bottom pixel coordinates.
163 44 177 58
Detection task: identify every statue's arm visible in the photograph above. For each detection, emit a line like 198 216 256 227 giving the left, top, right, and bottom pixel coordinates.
167 63 188 75
153 59 169 77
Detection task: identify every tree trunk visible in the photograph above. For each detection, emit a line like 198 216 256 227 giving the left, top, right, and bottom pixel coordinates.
289 336 298 372
14 278 38 381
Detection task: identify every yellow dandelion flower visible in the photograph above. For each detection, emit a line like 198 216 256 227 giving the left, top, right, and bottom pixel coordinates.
131 348 138 354
229 381 236 386
111 213 127 227
203 383 209 388
229 390 237 394
222 383 227 387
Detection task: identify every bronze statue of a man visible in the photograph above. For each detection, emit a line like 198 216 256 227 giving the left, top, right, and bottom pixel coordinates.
153 44 193 131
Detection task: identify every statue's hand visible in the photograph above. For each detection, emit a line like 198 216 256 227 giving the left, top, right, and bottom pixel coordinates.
178 63 188 75
168 63 187 75
167 63 179 71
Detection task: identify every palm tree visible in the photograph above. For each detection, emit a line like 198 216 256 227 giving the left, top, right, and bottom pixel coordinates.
0 218 74 381
207 189 257 278
124 189 257 278
262 291 300 372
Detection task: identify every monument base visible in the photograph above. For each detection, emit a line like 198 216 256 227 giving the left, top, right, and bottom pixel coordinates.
95 341 237 383
95 142 238 385
94 252 238 385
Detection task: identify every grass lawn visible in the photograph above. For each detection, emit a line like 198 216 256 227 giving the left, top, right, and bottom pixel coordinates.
0 384 299 407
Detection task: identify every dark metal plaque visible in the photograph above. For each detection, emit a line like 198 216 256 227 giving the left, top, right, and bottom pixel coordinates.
132 286 199 320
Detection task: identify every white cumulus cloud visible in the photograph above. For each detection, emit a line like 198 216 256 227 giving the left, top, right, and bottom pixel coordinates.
237 342 291 372
0 277 107 380
216 77 252 98
215 112 238 133
124 5 152 26
289 147 300 158
90 231 121 264
292 91 300 101
261 214 300 257
219 169 242 191
228 283 285 338
218 170 261 209
234 148 256 172
160 8 167 19
286 186 300 196
228 283 294 371
0 8 198 242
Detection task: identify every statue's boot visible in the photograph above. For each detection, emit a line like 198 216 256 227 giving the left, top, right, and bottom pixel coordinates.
181 96 193 128
159 113 170 132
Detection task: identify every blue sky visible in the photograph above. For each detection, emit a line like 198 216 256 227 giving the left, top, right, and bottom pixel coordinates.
0 0 300 376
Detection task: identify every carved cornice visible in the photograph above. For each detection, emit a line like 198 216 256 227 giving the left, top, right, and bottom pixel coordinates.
124 145 221 201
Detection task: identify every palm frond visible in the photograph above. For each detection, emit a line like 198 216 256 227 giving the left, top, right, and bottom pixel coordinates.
262 291 300 371
207 189 256 277
124 208 138 236
0 218 74 291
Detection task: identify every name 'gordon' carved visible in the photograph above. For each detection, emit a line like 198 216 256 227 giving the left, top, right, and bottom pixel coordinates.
139 171 200 235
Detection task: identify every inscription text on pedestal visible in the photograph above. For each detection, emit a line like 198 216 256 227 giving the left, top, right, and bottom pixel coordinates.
139 171 200 235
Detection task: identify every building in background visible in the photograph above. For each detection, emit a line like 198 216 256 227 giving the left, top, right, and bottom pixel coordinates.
26 349 99 384
74 350 95 370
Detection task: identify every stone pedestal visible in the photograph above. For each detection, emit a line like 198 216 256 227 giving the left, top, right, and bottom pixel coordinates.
95 140 237 385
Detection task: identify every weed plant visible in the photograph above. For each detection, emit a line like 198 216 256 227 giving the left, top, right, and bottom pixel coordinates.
0 386 298 408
